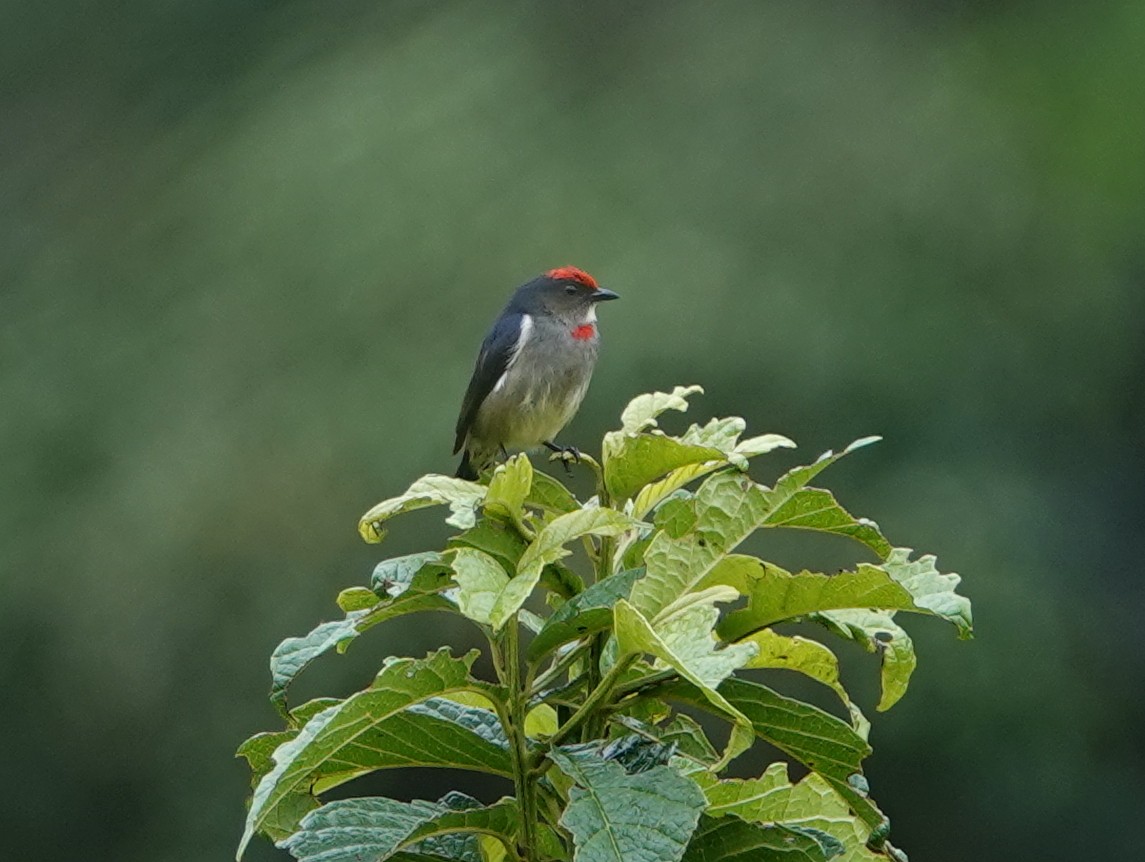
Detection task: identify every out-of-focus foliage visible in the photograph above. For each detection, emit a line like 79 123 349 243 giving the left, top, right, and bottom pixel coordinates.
1 2 1142 861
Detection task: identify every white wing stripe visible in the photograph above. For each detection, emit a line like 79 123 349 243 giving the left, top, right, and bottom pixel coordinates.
492 313 533 393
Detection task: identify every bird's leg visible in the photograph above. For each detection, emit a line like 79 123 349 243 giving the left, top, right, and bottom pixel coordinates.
543 440 581 475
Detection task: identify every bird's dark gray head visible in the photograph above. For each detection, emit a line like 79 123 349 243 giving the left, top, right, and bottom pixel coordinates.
509 266 619 319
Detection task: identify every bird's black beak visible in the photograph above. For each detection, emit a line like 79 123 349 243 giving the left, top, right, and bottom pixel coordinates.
592 288 620 302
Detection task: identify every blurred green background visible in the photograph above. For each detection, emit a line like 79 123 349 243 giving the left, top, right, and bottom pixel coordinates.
3 1 1143 860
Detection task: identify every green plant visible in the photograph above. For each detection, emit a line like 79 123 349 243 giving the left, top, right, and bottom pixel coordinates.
237 385 972 862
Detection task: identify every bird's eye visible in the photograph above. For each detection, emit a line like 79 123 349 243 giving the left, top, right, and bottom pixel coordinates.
564 285 578 295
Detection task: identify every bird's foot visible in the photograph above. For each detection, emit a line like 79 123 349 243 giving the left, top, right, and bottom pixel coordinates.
544 441 581 475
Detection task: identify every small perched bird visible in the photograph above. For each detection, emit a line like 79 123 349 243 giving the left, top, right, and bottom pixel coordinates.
454 266 619 480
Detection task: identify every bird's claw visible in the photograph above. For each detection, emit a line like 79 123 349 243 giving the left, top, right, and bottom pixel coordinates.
547 445 581 475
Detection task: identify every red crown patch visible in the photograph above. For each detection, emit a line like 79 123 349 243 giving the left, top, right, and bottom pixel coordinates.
545 266 599 290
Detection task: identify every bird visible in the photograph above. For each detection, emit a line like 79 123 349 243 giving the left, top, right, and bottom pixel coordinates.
453 266 619 480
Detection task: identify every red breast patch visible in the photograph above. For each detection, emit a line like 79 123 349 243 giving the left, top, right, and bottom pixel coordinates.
571 323 595 341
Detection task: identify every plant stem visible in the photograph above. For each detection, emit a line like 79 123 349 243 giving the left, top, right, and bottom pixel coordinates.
488 628 508 687
548 653 637 749
535 781 565 827
611 668 678 700
582 523 616 741
530 640 591 697
504 620 538 861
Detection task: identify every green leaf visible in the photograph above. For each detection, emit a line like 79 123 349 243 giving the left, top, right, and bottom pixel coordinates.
518 608 545 635
666 677 882 829
659 714 719 765
679 416 746 452
694 761 790 817
359 475 486 543
241 706 342 840
742 630 843 684
451 513 631 633
695 763 883 862
237 730 296 784
596 733 680 773
539 560 585 600
815 610 917 712
612 713 720 767
720 677 868 787
526 568 644 661
524 702 559 738
629 470 761 619
715 550 970 644
487 506 633 631
238 650 503 858
654 493 698 538
257 794 323 846
630 421 794 518
756 438 890 558
312 696 510 793
615 384 706 434
412 797 495 862
629 441 888 621
238 699 346 786
632 462 722 521
525 469 580 515
270 564 455 718
614 591 757 765
732 432 799 460
739 629 869 738
280 794 519 862
269 618 360 718
372 552 452 593
682 814 842 862
616 592 757 694
337 586 382 612
448 519 528 576
479 834 508 862
603 388 794 506
878 548 972 638
549 744 706 862
714 559 914 642
604 432 727 503
482 454 533 531
448 548 510 626
610 687 674 729
681 418 796 470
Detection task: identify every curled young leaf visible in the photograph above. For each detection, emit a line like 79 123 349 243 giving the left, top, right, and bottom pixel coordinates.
816 609 917 712
359 475 486 543
482 454 534 532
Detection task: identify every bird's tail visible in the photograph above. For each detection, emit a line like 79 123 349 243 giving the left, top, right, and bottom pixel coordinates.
456 444 499 480
455 450 479 481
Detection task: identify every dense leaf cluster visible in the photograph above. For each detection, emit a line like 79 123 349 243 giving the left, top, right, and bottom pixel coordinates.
238 386 972 862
